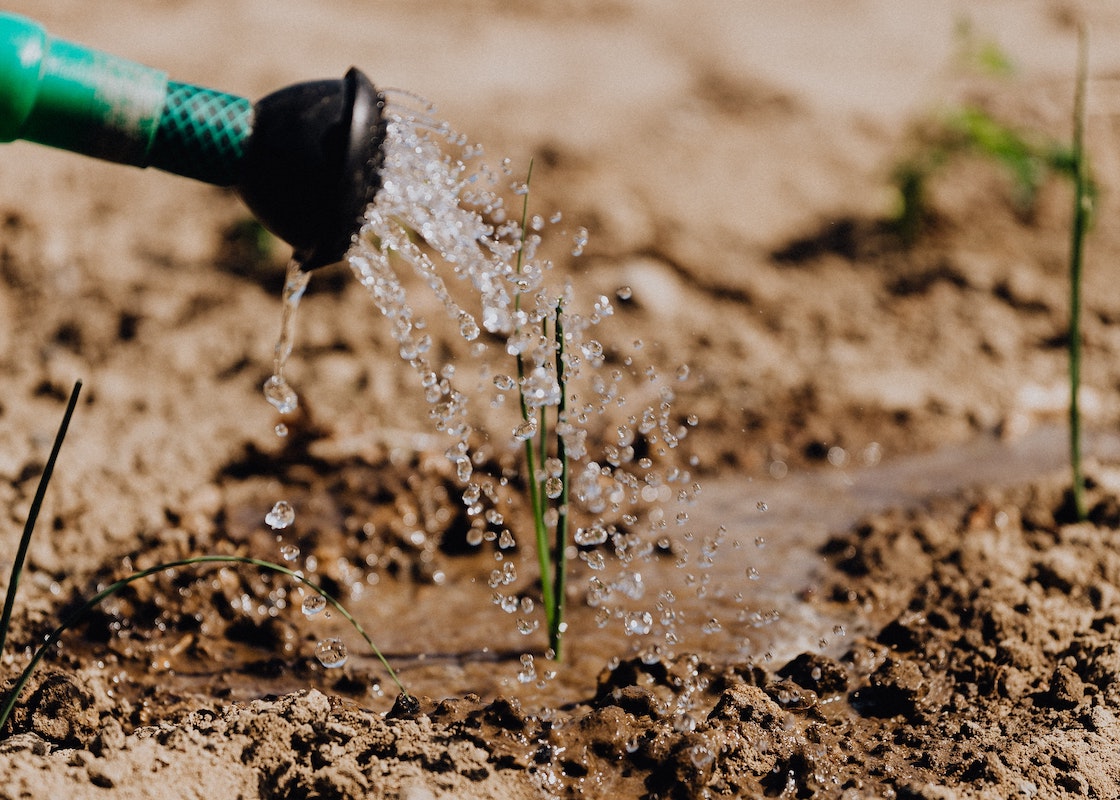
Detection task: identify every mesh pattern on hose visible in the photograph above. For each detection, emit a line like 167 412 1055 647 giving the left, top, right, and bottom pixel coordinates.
148 82 252 186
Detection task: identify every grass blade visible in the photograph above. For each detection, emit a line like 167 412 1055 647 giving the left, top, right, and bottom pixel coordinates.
0 381 82 657
0 554 406 735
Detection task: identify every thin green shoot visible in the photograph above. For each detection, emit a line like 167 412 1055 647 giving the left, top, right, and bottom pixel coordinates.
0 554 407 735
512 160 571 659
953 17 1015 77
1068 28 1090 521
0 381 82 657
550 306 571 657
513 159 555 642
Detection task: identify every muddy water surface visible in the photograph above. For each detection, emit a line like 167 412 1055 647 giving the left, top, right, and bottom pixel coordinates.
278 424 1120 706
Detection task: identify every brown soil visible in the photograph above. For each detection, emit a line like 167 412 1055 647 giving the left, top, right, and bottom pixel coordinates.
5 1 1120 797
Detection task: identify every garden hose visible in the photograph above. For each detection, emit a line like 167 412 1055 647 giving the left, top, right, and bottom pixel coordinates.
0 12 386 269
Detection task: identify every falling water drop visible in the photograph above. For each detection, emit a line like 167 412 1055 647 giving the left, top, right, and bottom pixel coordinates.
265 501 295 530
315 638 348 668
263 375 298 414
458 311 480 341
302 594 327 617
575 522 609 546
513 418 538 441
623 611 653 636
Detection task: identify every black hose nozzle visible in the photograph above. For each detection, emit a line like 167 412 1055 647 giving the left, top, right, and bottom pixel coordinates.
0 13 387 270
239 68 386 269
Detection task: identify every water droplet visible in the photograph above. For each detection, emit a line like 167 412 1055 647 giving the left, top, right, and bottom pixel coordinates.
623 611 653 636
302 594 327 617
756 501 768 512
701 618 722 634
616 285 632 301
315 638 348 668
575 522 609 546
747 567 761 581
499 530 516 549
274 423 289 438
571 227 589 256
280 544 300 562
689 745 714 769
581 551 605 570
615 571 644 600
493 374 515 391
517 653 536 683
514 418 538 441
517 618 538 635
265 501 295 530
545 477 564 498
263 375 298 414
676 364 690 381
458 311 480 341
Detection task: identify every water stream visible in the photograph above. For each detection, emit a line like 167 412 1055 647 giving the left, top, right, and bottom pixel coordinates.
255 102 1120 703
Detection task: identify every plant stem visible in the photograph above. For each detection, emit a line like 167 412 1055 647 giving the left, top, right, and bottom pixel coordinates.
0 555 405 736
511 160 561 643
1068 28 1089 521
0 381 82 658
550 306 570 658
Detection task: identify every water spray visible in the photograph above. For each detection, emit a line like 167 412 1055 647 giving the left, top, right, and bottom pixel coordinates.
0 12 386 269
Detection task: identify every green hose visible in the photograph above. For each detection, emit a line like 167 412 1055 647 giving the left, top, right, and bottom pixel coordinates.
0 12 251 186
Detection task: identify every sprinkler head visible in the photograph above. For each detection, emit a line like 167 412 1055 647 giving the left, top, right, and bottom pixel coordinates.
238 68 387 270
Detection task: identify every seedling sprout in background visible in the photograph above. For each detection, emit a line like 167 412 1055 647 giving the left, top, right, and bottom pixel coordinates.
894 26 1096 520
0 382 406 738
1067 29 1091 521
892 28 1078 244
891 107 1078 244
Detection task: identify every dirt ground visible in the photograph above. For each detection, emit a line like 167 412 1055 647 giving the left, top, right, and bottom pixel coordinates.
5 1 1120 797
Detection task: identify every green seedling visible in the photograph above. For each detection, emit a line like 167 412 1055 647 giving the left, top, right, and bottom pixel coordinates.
892 107 1078 243
513 160 572 660
1 382 405 738
895 30 1096 519
952 16 1015 77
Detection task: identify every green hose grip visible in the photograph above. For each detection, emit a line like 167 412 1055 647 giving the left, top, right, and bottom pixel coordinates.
148 82 252 186
0 12 251 186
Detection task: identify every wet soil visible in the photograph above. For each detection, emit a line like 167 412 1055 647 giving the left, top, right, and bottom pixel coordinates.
6 1 1120 798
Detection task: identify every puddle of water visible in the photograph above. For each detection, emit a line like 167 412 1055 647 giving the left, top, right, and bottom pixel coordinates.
70 425 1112 712
326 425 1119 704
